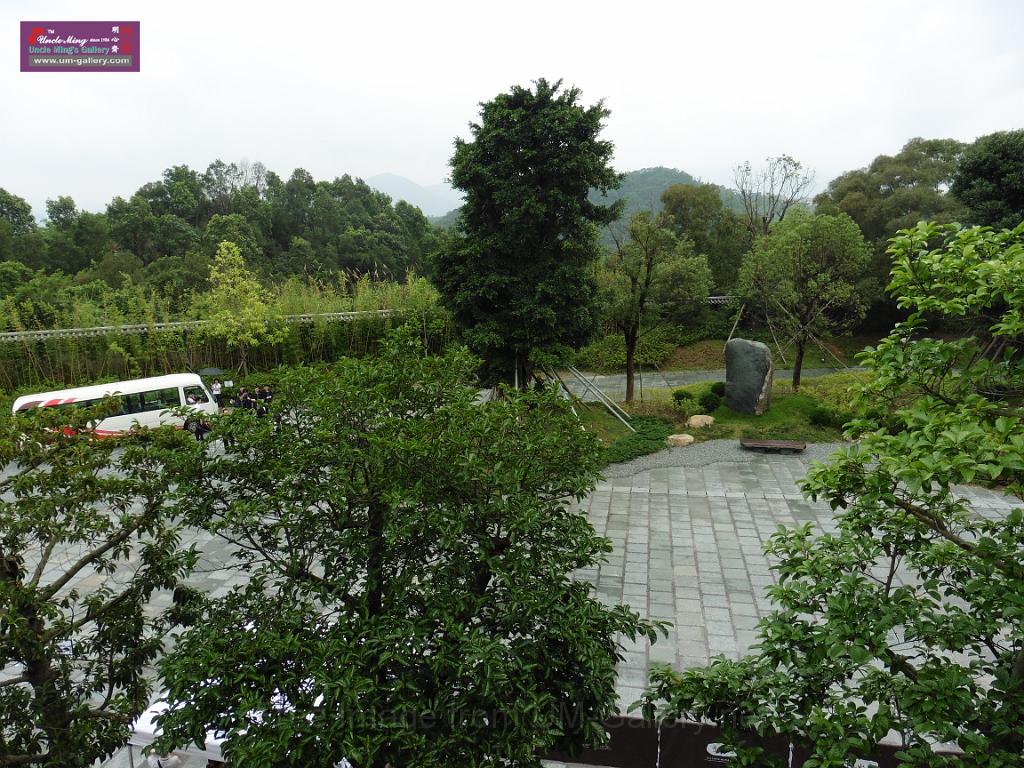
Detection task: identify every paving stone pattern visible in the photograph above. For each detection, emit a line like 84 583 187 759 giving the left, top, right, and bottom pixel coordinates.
575 454 1020 713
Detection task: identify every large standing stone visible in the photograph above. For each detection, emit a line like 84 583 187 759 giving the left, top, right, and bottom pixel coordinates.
725 338 773 415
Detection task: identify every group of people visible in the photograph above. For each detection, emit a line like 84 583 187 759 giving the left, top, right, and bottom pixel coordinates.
231 385 274 416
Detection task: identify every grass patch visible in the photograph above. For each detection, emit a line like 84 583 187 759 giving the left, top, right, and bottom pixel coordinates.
700 390 843 442
662 340 726 370
578 401 675 465
796 370 871 411
601 415 675 465
576 402 634 446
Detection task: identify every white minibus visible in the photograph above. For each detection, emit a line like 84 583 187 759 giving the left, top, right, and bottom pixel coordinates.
11 373 218 437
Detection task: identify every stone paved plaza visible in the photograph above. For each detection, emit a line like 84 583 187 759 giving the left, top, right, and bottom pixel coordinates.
574 447 1020 712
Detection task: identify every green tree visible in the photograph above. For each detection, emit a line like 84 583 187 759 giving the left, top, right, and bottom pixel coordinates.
75 250 144 289
0 189 36 237
40 197 115 275
0 407 202 767
815 137 967 309
191 240 285 374
816 137 966 246
951 129 1024 230
136 165 205 226
155 337 660 767
660 183 749 290
106 195 159 263
44 197 78 231
142 250 212 310
434 78 620 385
0 220 12 263
203 213 262 267
599 212 711 401
644 220 1024 766
736 211 872 390
0 260 33 297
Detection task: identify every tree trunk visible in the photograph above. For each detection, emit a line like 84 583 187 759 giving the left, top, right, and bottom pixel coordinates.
365 500 386 618
624 329 638 403
792 339 806 392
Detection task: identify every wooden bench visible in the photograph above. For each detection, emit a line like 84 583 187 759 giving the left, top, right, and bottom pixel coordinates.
740 438 807 454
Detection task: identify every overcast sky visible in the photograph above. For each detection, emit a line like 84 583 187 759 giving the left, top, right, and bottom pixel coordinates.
3 0 1023 217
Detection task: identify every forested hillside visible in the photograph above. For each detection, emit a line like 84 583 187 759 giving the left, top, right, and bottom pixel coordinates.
0 161 439 305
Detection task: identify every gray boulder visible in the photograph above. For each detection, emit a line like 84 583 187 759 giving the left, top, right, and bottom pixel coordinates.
725 339 773 415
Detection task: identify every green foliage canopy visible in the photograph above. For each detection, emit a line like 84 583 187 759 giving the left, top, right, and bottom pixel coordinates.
191 241 286 372
951 130 1024 230
598 212 711 401
155 337 661 766
660 183 749 290
0 409 202 766
815 137 967 302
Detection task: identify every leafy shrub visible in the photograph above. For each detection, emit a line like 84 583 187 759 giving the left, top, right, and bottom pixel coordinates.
710 381 726 397
602 416 675 465
671 389 696 419
671 389 695 406
808 403 852 430
808 405 835 427
698 391 722 413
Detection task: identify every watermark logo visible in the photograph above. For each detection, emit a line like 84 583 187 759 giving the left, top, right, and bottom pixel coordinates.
20 21 140 72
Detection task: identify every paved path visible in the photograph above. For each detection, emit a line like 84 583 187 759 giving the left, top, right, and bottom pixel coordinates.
560 367 861 400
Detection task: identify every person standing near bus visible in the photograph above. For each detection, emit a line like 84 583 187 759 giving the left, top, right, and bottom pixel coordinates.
211 379 222 407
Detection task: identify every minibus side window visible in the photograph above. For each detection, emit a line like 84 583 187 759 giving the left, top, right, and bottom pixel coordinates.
121 393 145 415
183 386 209 405
139 387 181 412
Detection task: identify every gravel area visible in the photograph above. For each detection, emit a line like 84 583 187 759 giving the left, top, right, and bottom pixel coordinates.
601 439 849 478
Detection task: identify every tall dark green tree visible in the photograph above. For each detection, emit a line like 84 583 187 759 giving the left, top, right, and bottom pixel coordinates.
951 129 1024 230
434 79 620 385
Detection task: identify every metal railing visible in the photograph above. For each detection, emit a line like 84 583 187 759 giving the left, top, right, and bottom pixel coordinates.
0 309 398 343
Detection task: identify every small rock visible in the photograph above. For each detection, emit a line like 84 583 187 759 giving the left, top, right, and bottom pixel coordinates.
666 433 695 447
687 414 715 429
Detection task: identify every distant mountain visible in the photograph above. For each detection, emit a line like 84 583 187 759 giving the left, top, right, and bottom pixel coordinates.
366 174 463 217
429 208 461 230
590 166 745 218
590 166 698 215
427 166 746 234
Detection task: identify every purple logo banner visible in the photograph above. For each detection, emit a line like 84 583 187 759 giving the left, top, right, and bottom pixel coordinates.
21 21 140 72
